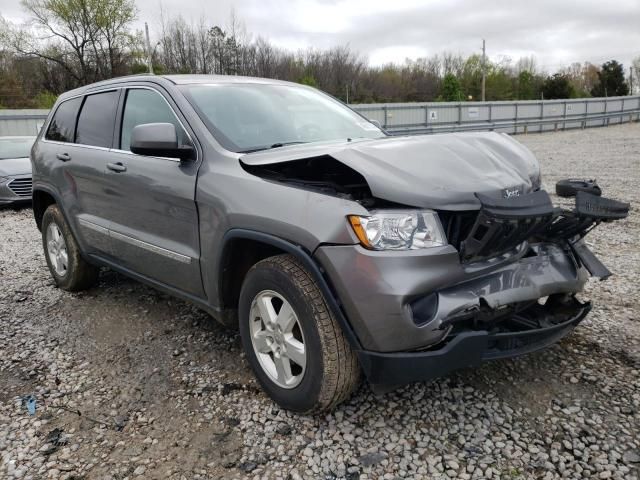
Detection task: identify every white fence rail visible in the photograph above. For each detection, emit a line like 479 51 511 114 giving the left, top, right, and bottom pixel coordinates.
1 96 639 137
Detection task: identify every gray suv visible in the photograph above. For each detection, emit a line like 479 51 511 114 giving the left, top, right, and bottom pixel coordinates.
31 75 629 412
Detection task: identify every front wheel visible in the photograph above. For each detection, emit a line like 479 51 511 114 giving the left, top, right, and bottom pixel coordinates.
239 254 360 413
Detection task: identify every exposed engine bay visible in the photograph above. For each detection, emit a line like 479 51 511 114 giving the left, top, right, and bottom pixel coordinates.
241 155 379 207
242 154 630 270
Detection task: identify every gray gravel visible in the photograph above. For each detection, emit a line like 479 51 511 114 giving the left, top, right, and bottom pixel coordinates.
1 123 639 480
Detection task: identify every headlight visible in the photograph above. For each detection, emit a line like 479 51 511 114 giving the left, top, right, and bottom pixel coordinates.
348 210 446 250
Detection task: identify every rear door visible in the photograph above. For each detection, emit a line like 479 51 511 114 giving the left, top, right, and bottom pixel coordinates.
104 86 204 297
42 90 120 254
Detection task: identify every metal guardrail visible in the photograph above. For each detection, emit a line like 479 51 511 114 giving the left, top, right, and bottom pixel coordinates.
351 96 640 135
1 97 639 137
0 110 49 136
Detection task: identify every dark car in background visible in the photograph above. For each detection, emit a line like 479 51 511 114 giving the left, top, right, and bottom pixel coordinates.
0 136 35 206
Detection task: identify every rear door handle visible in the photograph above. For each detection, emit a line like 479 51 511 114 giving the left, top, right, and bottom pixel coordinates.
56 153 71 162
107 162 127 173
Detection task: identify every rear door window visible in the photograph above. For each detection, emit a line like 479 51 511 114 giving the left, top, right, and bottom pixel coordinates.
45 97 82 142
120 89 187 151
76 91 120 148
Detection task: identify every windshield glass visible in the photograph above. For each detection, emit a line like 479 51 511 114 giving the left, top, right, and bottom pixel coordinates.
0 137 34 160
180 84 385 152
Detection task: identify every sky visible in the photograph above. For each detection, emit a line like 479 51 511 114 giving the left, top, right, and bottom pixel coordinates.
2 0 639 73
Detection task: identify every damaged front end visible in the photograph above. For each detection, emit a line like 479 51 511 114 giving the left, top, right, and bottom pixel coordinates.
457 189 629 276
239 135 629 386
356 189 629 386
360 294 593 385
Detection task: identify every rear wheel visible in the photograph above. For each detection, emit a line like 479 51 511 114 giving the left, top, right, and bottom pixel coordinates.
239 254 360 413
42 204 99 291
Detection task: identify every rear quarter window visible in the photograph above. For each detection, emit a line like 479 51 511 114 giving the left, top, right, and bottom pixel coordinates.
45 97 82 143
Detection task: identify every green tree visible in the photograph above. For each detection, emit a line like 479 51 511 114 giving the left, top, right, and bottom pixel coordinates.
486 67 512 100
591 60 629 97
459 54 482 100
542 73 574 99
517 70 537 99
298 74 317 87
632 57 640 95
33 91 57 108
439 73 462 101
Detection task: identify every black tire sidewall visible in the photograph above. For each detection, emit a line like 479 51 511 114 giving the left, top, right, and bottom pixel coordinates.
239 262 325 412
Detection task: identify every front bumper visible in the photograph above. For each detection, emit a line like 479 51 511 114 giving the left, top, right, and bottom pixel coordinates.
316 241 590 352
0 175 32 205
358 296 591 385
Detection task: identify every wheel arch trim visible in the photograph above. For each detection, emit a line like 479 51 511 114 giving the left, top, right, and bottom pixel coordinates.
32 185 93 265
220 229 363 350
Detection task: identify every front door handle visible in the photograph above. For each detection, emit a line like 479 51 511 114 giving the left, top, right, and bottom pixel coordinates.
107 162 127 173
56 153 71 162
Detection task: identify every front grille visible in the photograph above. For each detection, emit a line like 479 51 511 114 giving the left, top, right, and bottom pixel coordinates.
437 210 478 250
8 177 32 197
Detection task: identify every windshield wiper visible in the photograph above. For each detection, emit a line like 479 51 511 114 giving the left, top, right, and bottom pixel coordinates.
269 141 307 148
239 141 308 154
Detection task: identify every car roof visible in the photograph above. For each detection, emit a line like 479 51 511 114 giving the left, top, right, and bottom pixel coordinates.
0 136 36 141
58 74 301 101
162 74 297 86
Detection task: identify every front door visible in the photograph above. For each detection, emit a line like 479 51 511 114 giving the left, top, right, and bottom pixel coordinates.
104 87 204 297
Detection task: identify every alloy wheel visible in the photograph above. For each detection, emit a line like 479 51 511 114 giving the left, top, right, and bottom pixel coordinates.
249 290 307 389
46 222 68 277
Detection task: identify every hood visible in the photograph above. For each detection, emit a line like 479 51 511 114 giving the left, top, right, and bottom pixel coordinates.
0 157 31 177
240 132 541 210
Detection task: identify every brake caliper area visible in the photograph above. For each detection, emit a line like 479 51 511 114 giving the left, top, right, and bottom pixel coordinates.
460 190 629 278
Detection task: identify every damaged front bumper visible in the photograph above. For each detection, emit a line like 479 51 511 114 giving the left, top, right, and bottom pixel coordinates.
358 295 591 385
314 190 629 385
316 240 590 353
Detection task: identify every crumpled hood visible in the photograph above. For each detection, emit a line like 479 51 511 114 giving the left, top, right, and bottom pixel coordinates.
0 157 31 177
240 132 541 210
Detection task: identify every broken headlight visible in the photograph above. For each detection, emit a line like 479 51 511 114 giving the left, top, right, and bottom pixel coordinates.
348 211 446 250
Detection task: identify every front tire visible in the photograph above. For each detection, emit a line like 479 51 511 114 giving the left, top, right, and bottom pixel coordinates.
42 204 99 291
239 254 360 413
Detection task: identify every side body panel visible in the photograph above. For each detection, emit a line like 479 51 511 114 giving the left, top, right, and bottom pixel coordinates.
104 150 203 296
102 84 204 297
195 150 367 309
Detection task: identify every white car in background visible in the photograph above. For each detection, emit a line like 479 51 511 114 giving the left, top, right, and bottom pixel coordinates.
0 136 35 206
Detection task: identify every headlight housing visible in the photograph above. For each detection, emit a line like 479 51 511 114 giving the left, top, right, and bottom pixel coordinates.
348 210 446 250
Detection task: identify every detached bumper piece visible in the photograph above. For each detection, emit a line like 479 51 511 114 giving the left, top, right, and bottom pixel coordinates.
460 190 629 271
359 295 591 386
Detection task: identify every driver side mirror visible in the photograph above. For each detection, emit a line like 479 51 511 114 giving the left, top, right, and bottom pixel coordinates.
369 119 382 129
130 123 194 160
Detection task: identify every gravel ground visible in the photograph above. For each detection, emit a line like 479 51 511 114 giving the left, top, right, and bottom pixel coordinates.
1 123 639 480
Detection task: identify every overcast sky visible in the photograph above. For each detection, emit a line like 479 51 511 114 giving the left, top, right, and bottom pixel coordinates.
2 0 639 72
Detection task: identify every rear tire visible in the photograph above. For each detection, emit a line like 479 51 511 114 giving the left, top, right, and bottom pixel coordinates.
42 204 99 291
239 254 360 413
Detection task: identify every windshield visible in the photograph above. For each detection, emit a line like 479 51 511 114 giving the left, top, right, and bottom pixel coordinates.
0 137 34 160
180 84 385 153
